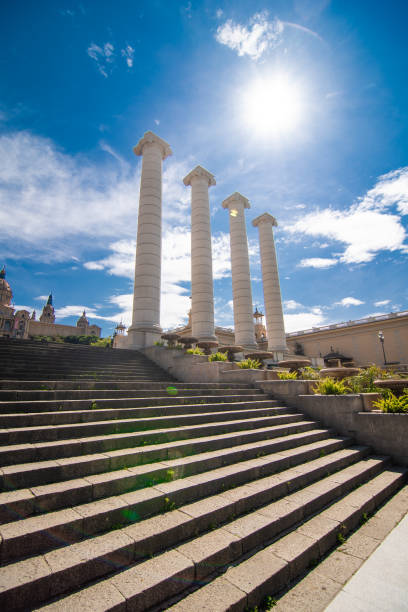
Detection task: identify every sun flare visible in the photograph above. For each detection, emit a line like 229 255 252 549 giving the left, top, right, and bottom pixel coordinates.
242 75 303 136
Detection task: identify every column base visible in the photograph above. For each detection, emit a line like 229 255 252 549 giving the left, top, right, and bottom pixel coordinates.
127 324 163 350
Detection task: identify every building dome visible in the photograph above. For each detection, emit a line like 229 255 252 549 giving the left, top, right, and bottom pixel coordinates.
77 310 89 328
0 267 13 306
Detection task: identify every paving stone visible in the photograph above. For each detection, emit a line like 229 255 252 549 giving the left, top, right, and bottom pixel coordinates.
181 494 233 528
45 530 134 595
274 567 341 612
178 528 242 580
0 488 34 522
337 533 380 560
167 577 247 611
297 515 340 556
225 549 290 608
316 550 363 584
223 511 275 552
111 549 194 611
31 478 93 512
270 531 320 580
37 579 126 611
125 510 196 559
0 555 52 610
0 507 84 561
75 496 128 535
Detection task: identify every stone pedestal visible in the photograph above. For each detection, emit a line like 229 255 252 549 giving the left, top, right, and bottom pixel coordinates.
222 192 257 348
252 213 287 358
183 166 217 342
127 131 172 349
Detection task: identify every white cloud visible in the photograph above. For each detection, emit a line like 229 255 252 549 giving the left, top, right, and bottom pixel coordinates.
359 167 408 216
154 119 160 125
215 12 283 60
335 297 365 307
216 9 223 19
287 167 408 265
87 42 115 77
284 299 303 310
35 295 50 302
121 45 135 68
299 257 338 268
284 311 326 333
374 299 391 307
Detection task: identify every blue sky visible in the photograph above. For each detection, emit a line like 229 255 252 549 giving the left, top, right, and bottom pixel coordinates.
0 0 407 337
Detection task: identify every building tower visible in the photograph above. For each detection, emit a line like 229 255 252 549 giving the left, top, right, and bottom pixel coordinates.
39 294 56 324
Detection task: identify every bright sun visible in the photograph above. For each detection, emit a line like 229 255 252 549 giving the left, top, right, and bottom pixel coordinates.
242 75 303 137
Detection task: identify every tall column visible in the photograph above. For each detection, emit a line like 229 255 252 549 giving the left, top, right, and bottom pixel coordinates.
127 131 172 349
252 213 288 359
222 192 257 348
183 166 217 342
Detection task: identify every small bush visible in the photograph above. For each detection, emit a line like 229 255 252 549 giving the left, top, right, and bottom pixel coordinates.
237 358 262 369
299 366 320 380
344 365 384 393
313 377 350 395
186 347 205 355
373 391 408 413
277 371 298 380
154 341 164 346
208 351 228 362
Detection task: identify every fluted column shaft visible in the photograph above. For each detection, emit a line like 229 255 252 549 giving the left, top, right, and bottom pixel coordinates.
222 193 256 348
184 166 216 341
253 213 287 357
128 131 172 349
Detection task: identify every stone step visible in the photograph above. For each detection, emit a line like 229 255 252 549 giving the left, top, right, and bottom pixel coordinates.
0 405 286 445
0 393 267 414
0 419 317 522
0 409 311 471
0 418 324 488
0 380 252 390
166 467 406 612
9 454 399 612
0 388 262 402
0 433 351 564
0 399 280 429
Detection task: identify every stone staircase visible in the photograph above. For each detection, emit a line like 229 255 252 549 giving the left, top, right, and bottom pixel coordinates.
0 340 406 611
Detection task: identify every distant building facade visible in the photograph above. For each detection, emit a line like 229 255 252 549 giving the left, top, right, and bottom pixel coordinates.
0 268 101 340
286 311 408 367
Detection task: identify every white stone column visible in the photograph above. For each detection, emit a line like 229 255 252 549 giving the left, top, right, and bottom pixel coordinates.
127 131 172 349
252 213 288 359
222 192 257 348
183 166 217 342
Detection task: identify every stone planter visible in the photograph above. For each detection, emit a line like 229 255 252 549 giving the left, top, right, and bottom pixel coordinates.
220 368 266 384
256 379 316 400
360 392 381 412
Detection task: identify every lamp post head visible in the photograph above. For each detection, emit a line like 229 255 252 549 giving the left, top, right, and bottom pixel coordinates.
378 330 384 342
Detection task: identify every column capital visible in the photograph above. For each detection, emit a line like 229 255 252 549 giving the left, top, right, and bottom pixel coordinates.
222 192 250 210
133 131 172 160
252 212 278 228
183 165 216 187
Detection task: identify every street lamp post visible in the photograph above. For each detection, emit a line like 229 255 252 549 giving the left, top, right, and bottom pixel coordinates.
378 330 387 365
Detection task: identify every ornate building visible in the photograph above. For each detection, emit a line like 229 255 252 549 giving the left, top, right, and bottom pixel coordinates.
0 268 101 340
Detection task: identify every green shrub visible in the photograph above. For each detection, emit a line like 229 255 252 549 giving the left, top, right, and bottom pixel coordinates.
373 391 408 413
90 336 112 347
186 347 205 355
277 371 298 380
154 341 164 346
237 358 262 369
208 351 228 362
344 365 384 393
313 377 350 395
299 366 320 380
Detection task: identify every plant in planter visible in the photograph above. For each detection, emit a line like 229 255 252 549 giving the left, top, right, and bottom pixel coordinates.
237 357 262 369
161 333 180 348
197 341 219 355
343 365 383 393
186 347 205 355
373 390 408 413
178 336 198 350
217 345 244 361
277 371 298 380
154 341 165 346
208 351 228 362
313 377 350 395
299 366 320 380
